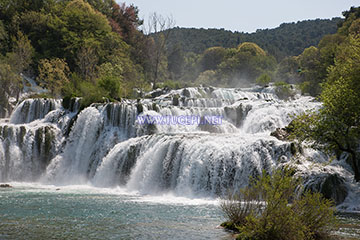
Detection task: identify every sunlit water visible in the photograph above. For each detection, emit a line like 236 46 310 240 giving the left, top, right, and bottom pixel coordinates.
0 184 231 240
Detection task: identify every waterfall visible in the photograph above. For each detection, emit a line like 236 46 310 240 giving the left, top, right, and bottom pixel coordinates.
3 86 352 200
10 98 62 124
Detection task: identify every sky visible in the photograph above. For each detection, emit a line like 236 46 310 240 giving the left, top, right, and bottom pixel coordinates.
124 0 360 33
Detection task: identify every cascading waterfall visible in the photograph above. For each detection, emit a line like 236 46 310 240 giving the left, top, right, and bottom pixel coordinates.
1 86 356 204
10 98 62 124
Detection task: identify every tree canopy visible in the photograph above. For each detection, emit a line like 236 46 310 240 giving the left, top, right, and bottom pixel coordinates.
290 7 360 181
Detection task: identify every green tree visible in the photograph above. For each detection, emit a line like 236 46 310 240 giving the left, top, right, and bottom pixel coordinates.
38 58 70 96
237 42 266 56
218 43 276 86
60 0 112 68
167 43 185 80
200 46 226 71
297 46 322 96
275 56 301 84
6 31 34 74
256 73 271 86
0 20 7 54
195 70 218 86
0 63 22 116
290 35 360 182
76 45 98 82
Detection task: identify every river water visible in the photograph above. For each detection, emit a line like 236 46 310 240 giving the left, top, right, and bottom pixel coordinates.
0 183 230 240
1 183 360 239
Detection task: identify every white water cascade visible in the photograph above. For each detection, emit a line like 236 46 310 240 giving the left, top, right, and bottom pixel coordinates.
1 86 358 209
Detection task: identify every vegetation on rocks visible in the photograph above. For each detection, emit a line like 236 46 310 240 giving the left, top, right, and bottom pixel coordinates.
221 168 337 240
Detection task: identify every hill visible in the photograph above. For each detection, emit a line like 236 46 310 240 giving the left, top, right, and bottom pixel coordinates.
164 18 342 59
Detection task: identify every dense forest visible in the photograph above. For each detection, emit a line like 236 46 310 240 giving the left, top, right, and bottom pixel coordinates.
163 18 341 59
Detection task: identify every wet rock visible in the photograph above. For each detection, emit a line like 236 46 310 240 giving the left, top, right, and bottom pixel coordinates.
136 100 143 114
172 95 180 106
151 90 164 98
321 174 348 205
182 88 191 98
271 128 290 141
198 123 222 133
290 142 303 155
146 123 157 135
145 88 170 98
305 174 348 205
224 104 252 127
0 184 12 188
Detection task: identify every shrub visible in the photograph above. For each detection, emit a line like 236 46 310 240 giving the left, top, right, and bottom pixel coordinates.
78 81 107 110
221 168 337 240
274 81 296 100
256 73 271 87
220 187 262 227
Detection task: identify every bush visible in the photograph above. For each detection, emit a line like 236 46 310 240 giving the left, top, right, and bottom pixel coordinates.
274 81 296 100
220 187 262 226
256 73 271 87
78 81 107 110
221 168 337 240
98 75 121 100
157 80 190 90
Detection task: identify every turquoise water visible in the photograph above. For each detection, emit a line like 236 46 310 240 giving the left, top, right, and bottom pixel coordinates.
1 184 360 240
0 184 231 240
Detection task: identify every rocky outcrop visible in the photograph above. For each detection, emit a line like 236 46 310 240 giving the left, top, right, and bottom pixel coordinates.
271 120 297 141
271 128 290 141
0 184 12 188
224 104 252 127
305 173 348 205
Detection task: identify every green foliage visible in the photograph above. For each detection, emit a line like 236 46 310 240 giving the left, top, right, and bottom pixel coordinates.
275 56 301 84
0 20 7 54
164 19 340 59
299 81 311 95
291 34 360 181
157 80 189 90
60 0 112 68
221 168 337 240
167 44 185 80
278 7 360 97
292 191 337 239
0 62 22 115
77 80 107 110
216 44 276 87
220 186 262 227
274 81 295 100
98 75 121 100
6 31 34 73
200 46 227 71
37 58 70 96
296 46 323 96
195 70 218 86
179 52 201 82
0 0 150 103
238 42 266 56
256 73 271 86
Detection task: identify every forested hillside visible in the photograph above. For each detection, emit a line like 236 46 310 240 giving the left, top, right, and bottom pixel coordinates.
164 18 341 60
0 0 156 117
